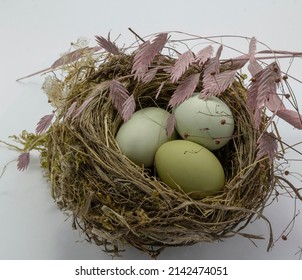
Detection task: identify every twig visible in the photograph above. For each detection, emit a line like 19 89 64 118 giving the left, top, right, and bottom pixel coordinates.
128 28 145 43
0 159 16 178
276 175 302 201
0 140 23 151
16 67 51 82
274 197 300 244
294 246 302 260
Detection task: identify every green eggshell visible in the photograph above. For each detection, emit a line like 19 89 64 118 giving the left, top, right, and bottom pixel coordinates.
115 107 177 167
174 94 235 150
155 140 225 198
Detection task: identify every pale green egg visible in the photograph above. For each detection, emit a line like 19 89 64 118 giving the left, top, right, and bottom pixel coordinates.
155 140 225 198
174 94 235 150
115 107 177 167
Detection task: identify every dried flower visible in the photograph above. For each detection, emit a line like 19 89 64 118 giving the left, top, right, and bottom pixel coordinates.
166 113 176 137
247 37 262 76
109 80 129 116
195 45 213 65
141 67 158 83
17 152 30 171
95 35 120 55
169 73 200 107
35 113 55 134
170 51 194 83
200 70 237 98
42 76 65 109
121 94 136 121
256 132 278 164
72 96 95 120
247 62 281 129
132 33 168 80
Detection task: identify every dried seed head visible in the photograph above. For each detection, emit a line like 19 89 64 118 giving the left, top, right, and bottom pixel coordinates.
220 119 226 125
285 94 291 99
283 75 288 80
251 77 257 82
282 235 288 241
275 77 281 83
284 170 290 175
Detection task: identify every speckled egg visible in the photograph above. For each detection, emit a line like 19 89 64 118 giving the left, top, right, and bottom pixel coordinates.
174 93 235 150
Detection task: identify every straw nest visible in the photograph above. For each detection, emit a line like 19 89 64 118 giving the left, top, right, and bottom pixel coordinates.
38 51 275 258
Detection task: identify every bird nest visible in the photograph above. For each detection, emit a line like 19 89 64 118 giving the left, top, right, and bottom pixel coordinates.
8 31 302 258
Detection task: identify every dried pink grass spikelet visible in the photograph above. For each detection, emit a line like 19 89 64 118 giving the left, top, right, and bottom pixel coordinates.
248 37 263 76
95 35 120 55
247 62 281 129
72 96 94 120
141 67 158 84
121 95 136 122
170 51 194 83
200 70 237 98
195 45 213 65
214 45 223 74
17 152 30 171
224 54 249 70
265 93 302 129
275 110 302 129
166 113 176 137
35 113 54 134
265 93 286 112
256 132 278 164
51 46 101 69
169 73 200 107
132 33 168 80
109 80 129 116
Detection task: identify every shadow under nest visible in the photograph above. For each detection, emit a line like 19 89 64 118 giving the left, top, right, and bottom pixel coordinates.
41 53 273 258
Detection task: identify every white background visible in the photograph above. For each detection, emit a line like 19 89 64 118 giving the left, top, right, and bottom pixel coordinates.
0 0 302 260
